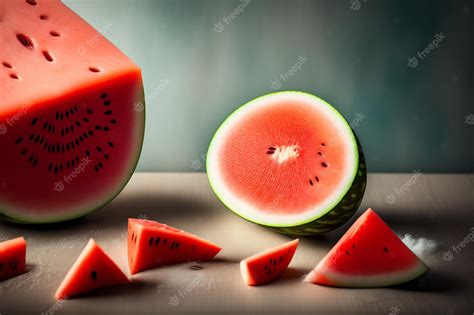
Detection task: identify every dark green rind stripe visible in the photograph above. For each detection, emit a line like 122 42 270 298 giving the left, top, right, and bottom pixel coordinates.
268 135 367 235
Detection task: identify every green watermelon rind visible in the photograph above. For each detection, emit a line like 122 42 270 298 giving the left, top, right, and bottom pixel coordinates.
0 87 146 224
207 91 366 235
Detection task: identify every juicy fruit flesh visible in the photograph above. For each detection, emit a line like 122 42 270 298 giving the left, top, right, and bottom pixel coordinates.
219 100 349 214
55 239 129 299
306 209 428 287
0 237 26 281
128 219 221 274
0 0 144 222
240 239 298 286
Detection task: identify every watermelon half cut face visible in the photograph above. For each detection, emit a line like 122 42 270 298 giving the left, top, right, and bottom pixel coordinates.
207 91 366 235
0 1 144 223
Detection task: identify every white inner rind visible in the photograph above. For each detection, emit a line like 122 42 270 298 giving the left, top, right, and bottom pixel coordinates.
207 91 359 227
305 260 428 287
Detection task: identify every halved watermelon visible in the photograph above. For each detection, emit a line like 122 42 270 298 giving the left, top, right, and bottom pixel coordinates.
128 218 221 274
240 239 298 286
305 208 428 287
207 91 366 235
0 0 144 223
55 239 129 299
0 237 26 281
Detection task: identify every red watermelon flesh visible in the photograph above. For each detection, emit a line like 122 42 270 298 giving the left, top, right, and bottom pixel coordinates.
240 239 298 286
305 208 428 287
0 237 26 281
128 218 221 274
0 0 144 223
55 239 129 299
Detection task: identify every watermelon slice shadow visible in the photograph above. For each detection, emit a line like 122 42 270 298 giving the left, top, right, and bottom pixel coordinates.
65 278 156 299
389 269 463 293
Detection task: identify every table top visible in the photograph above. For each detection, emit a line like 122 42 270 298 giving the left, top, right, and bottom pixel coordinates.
1 173 473 315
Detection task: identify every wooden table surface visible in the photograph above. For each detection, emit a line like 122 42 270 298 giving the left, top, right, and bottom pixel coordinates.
0 173 473 315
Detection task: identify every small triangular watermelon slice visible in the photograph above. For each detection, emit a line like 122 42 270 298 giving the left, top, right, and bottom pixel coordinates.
305 208 428 287
128 218 221 274
55 239 129 299
240 239 298 286
0 237 26 281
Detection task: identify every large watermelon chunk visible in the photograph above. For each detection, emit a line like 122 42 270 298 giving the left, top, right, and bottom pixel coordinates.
207 91 366 235
55 239 129 299
0 0 144 223
240 239 298 286
128 218 221 274
0 237 26 281
305 208 428 287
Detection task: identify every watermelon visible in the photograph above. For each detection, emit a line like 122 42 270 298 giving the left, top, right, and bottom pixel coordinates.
55 239 129 299
128 218 221 274
0 0 144 223
207 91 366 235
0 237 26 281
305 208 428 287
240 239 298 286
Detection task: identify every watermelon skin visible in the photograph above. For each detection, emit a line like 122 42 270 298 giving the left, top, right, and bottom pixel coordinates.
55 239 130 299
207 91 366 236
305 209 428 288
0 0 145 223
0 237 26 281
240 239 298 286
270 136 366 235
128 218 221 275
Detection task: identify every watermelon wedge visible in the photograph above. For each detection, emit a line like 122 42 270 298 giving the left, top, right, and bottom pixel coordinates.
207 91 366 235
55 239 129 299
0 237 26 281
128 218 221 274
240 239 298 286
305 208 428 287
0 0 144 223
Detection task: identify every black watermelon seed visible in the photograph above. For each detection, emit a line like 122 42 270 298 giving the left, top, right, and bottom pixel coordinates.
104 110 112 115
98 162 103 168
32 159 38 167
103 127 109 132
108 142 114 148
149 237 154 246
66 111 69 118
85 150 90 156
110 119 117 124
29 133 35 141
100 93 108 99
28 155 34 162
266 151 274 154
322 162 328 167
321 143 325 146
155 237 160 245
54 165 58 175
91 271 97 280
273 260 276 266
352 244 356 249
15 137 23 144
66 143 71 151
94 165 99 172
76 121 81 127
170 241 176 249
95 125 102 131
318 152 322 156
309 179 313 186
346 250 350 256
104 100 111 106
88 130 93 136
384 247 389 253
31 118 37 126
104 154 109 160
75 139 79 146
86 109 93 114
315 176 319 182
97 146 102 152
83 118 89 123
48 163 52 172
21 148 27 155
268 147 276 150
175 242 180 249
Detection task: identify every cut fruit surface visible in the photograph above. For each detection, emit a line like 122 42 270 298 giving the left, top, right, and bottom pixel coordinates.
128 218 221 274
0 237 26 281
240 239 298 286
305 208 428 287
207 91 366 235
0 0 144 223
55 239 129 299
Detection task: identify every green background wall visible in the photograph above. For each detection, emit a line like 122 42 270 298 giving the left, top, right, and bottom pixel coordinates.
65 0 473 172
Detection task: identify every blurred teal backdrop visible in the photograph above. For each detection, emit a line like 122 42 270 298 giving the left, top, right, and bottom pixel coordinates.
65 0 473 173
